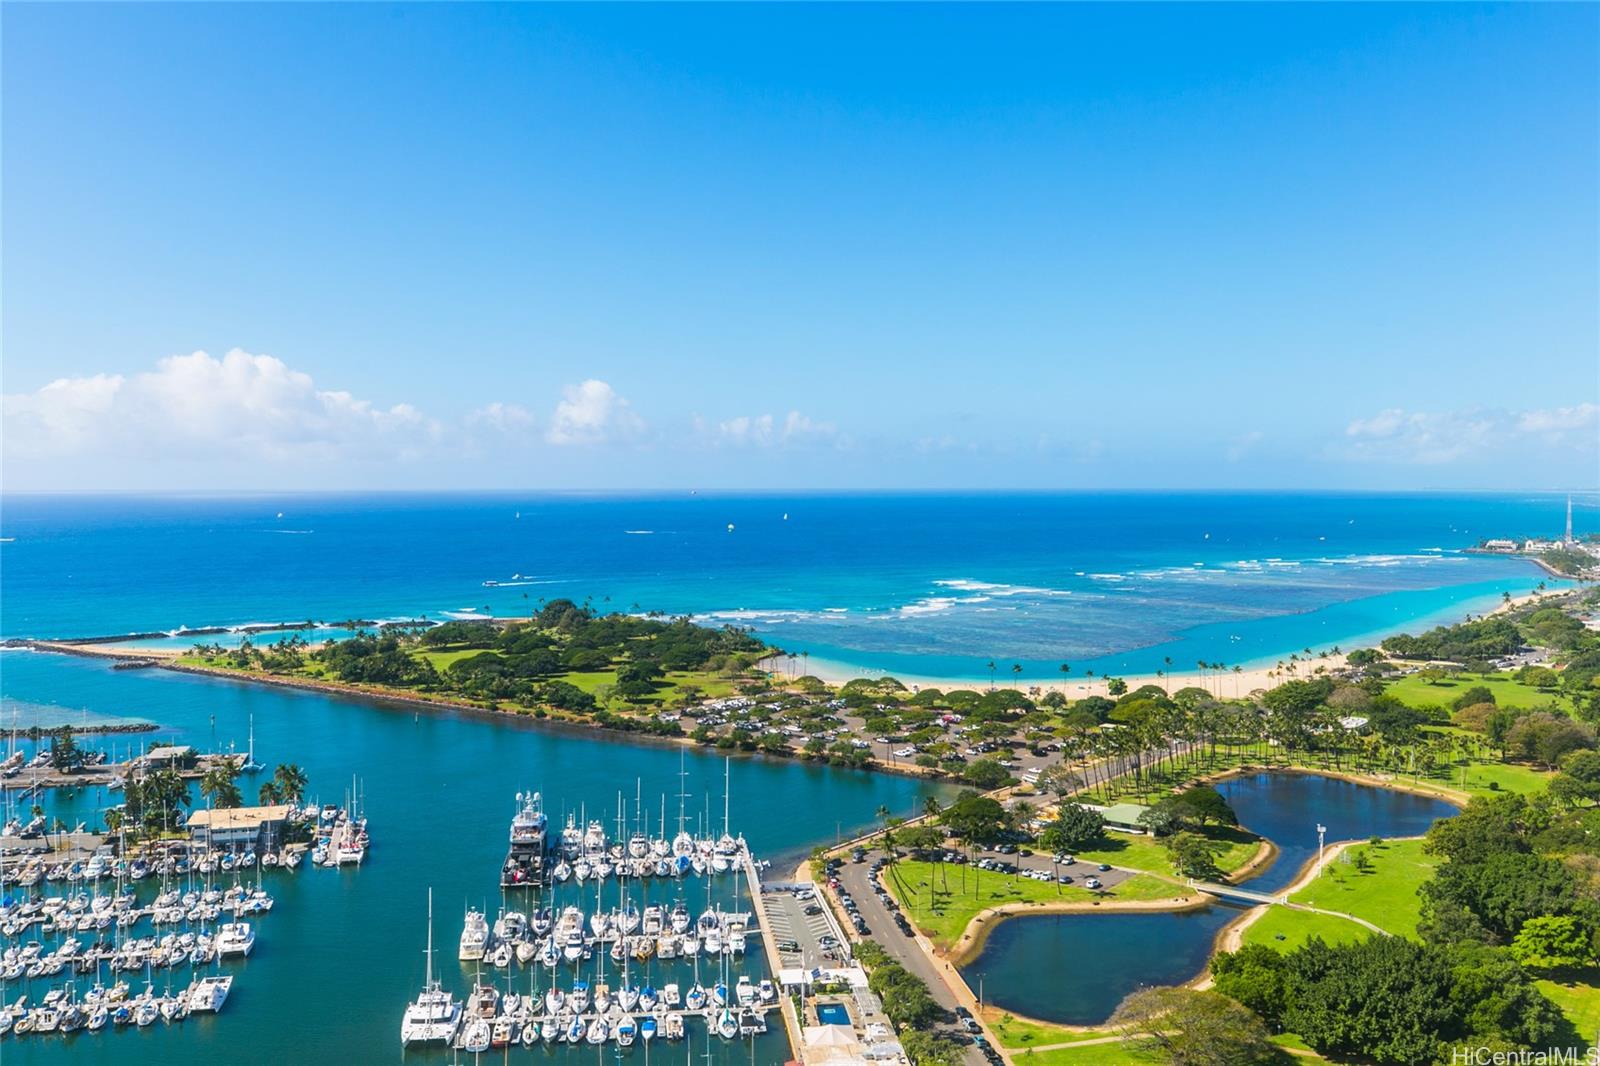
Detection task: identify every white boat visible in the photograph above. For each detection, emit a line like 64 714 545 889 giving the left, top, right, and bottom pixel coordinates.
640 1015 657 1042
735 975 755 1007
400 890 461 1046
216 922 255 957
716 1007 738 1040
458 908 488 961
460 1018 491 1053
585 1017 608 1044
187 974 233 1013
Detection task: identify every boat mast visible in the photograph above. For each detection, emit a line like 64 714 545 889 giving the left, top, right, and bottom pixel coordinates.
676 751 688 837
425 887 435 991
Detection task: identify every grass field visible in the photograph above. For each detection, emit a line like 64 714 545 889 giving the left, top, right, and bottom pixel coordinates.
1239 906 1373 951
986 1014 1101 1049
1070 826 1262 880
1010 1040 1163 1065
413 646 489 670
1007 1038 1317 1065
1290 838 1437 937
1239 837 1436 950
1386 671 1565 711
1449 759 1556 796
884 861 1186 948
1537 970 1600 1041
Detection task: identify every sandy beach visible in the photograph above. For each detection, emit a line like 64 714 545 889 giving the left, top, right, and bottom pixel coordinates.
786 588 1558 698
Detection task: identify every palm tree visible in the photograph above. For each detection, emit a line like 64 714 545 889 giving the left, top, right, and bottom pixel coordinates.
1011 663 1023 687
200 765 243 810
259 780 284 806
272 763 309 805
1232 664 1243 697
985 661 996 690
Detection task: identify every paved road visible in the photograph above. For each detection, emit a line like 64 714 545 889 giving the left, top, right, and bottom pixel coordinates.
832 852 993 1066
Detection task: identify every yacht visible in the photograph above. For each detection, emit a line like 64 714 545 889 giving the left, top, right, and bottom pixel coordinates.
187 974 233 1013
460 1017 491 1054
400 891 461 1046
501 791 550 888
458 908 488 962
216 922 255 958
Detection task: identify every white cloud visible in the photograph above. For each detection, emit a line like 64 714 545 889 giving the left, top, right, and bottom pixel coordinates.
545 379 644 446
1336 404 1597 465
1226 431 1264 462
1516 403 1598 437
3 349 437 463
706 410 839 449
466 402 536 437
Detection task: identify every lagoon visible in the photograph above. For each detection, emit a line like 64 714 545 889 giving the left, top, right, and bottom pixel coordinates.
958 772 1460 1026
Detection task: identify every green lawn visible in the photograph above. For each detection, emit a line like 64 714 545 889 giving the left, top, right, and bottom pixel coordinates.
414 646 490 670
1071 826 1262 881
884 861 1187 949
1450 759 1555 796
1239 838 1436 950
1288 838 1437 938
1012 1041 1164 1065
1537 970 1600 1039
1240 906 1374 951
1386 671 1566 711
987 1014 1100 1049
1009 1039 1316 1065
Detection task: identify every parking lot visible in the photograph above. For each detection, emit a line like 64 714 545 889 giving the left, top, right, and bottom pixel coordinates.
760 882 847 971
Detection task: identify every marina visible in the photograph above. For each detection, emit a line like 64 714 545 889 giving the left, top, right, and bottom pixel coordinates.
406 768 789 1052
0 791 371 1043
0 649 940 1063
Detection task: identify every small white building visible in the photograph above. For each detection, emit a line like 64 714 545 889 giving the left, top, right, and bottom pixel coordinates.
187 804 293 852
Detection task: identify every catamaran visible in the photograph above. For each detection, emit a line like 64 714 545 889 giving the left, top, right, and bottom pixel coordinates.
402 891 461 1045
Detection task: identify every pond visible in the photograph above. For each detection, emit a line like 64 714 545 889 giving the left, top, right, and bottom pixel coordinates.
959 771 1460 1025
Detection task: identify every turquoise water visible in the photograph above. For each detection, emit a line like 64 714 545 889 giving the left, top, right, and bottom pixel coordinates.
0 492 1572 1059
814 1004 849 1026
958 772 1459 1024
0 492 1581 679
1 651 945 1064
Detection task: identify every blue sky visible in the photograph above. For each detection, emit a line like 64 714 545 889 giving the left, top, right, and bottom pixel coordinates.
3 3 1596 491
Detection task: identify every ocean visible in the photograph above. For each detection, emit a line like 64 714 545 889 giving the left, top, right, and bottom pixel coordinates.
0 491 1581 678
0 490 1582 1064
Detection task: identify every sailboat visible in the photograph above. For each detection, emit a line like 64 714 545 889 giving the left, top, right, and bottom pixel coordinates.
401 890 461 1045
240 714 264 773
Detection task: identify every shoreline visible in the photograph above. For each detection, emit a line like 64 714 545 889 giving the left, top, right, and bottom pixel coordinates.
11 640 948 783
775 585 1564 697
